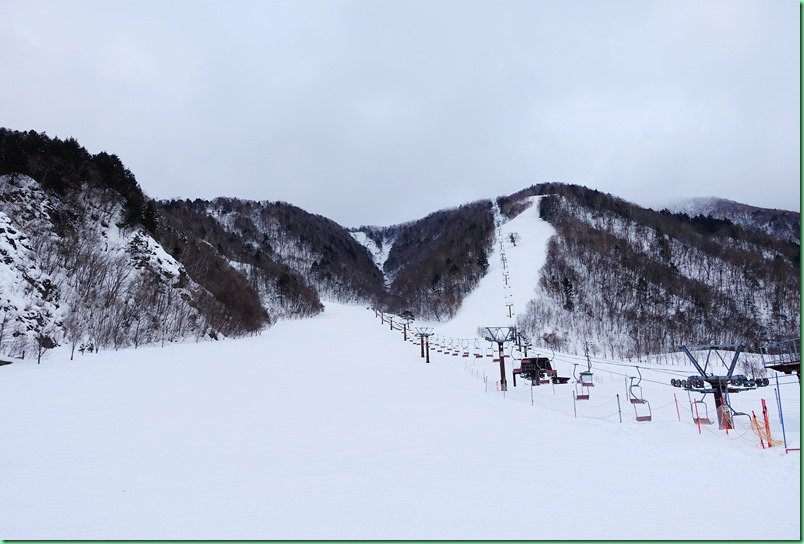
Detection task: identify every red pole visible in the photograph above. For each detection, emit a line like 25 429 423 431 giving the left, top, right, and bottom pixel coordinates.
762 399 773 447
674 393 681 422
693 401 702 435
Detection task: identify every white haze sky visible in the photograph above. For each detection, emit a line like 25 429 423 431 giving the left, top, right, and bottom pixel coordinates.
0 0 799 226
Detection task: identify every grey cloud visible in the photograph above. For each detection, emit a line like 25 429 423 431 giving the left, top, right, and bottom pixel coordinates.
0 0 798 226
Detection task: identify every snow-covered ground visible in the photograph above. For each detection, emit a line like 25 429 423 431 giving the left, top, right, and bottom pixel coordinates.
0 196 799 539
0 300 798 539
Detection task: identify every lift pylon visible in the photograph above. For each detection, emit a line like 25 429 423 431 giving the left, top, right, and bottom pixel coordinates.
671 344 770 430
482 326 516 391
414 326 433 363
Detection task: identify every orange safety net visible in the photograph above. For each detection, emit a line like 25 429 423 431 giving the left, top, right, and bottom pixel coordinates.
751 415 783 448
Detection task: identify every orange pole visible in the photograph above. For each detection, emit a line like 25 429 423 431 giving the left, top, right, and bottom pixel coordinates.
693 401 702 435
752 410 765 449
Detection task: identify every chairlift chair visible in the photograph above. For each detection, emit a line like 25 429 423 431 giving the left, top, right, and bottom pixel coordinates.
690 396 713 425
628 368 646 404
573 364 590 400
634 402 652 422
485 344 499 362
629 368 652 422
575 383 590 400
508 346 522 375
579 370 594 387
459 339 468 358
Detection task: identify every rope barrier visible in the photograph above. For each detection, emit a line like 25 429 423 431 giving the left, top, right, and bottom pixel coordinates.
573 396 618 408
582 411 622 420
650 399 678 410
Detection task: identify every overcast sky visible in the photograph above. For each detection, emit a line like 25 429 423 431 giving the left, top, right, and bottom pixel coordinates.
1 0 799 226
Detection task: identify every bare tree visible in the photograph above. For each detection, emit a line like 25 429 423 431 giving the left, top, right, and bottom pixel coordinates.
63 307 86 360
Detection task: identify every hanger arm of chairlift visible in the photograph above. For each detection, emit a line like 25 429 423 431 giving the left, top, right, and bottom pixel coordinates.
680 346 707 377
725 346 743 378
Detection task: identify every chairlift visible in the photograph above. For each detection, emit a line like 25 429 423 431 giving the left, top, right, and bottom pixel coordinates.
690 395 713 425
579 370 594 387
462 339 470 358
573 364 590 400
508 346 522 376
474 339 483 359
721 398 750 428
485 344 499 362
628 367 652 422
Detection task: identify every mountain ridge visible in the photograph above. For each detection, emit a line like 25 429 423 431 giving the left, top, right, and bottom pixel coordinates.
0 128 798 360
660 196 799 243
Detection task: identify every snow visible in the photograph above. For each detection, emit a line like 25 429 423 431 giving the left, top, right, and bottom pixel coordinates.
349 230 394 284
0 300 798 539
0 194 798 539
129 231 184 279
0 209 62 333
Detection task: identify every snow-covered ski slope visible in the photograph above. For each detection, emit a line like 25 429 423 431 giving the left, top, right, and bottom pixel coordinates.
418 196 554 338
0 302 799 539
0 195 799 539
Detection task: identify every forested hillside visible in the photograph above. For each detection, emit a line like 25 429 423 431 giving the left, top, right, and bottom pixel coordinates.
500 184 800 358
380 201 495 319
156 197 385 319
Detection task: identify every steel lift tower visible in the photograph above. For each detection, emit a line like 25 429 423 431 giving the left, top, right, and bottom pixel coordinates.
482 326 517 391
670 344 770 429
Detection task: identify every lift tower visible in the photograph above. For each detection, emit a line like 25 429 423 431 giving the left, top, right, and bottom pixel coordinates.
671 344 770 429
414 327 433 363
482 326 517 391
